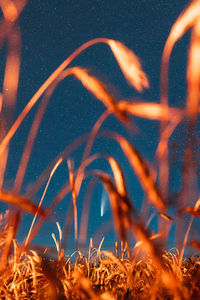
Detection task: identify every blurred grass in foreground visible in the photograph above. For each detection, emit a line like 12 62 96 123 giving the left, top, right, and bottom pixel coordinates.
0 0 200 299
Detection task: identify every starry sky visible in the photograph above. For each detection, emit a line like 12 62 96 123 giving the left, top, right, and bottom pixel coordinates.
2 0 196 254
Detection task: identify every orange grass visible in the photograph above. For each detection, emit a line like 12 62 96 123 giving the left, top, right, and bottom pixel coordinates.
0 0 199 299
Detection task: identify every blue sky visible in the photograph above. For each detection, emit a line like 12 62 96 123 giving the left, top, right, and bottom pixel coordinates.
2 0 198 255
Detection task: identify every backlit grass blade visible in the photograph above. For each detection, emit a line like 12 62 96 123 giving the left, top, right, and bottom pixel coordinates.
106 132 166 211
107 156 135 230
98 173 131 241
186 19 200 121
24 158 63 250
163 1 200 60
107 156 127 198
160 0 200 207
79 177 97 245
0 0 26 50
184 207 200 217
161 0 200 106
178 9 200 245
0 0 21 22
0 189 45 216
158 212 174 222
179 197 200 265
2 25 20 119
67 159 78 246
156 114 183 159
117 101 182 120
134 232 162 248
0 26 20 190
70 67 128 123
108 40 149 91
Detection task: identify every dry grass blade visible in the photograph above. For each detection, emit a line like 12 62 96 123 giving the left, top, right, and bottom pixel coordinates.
108 40 149 91
107 156 127 198
79 177 97 245
186 18 200 121
0 0 26 47
179 197 200 265
70 67 115 108
106 132 166 211
0 189 45 216
161 0 200 106
51 233 59 254
2 25 20 122
160 0 200 206
24 157 63 249
25 179 73 246
98 173 132 241
133 221 162 260
56 221 62 243
164 1 200 58
0 26 20 190
118 101 182 121
61 200 74 250
180 17 200 219
27 133 89 198
156 114 183 159
0 130 8 191
107 156 135 230
70 67 128 122
68 159 78 244
134 232 162 248
158 212 174 222
0 0 21 22
184 207 200 217
121 140 165 211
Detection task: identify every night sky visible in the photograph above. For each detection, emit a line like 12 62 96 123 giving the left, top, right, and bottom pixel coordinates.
2 0 195 254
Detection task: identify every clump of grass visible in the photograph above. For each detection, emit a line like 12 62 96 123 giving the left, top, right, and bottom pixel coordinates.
0 234 199 299
0 0 200 299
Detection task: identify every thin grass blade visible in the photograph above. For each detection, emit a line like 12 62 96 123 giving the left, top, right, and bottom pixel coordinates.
98 173 131 241
108 132 166 211
0 189 45 216
118 101 182 121
71 67 128 122
108 40 149 91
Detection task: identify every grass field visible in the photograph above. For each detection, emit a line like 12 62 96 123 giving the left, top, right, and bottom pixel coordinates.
0 1 200 299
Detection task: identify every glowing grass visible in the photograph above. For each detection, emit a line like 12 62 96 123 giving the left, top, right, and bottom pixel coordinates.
0 0 200 299
0 236 199 299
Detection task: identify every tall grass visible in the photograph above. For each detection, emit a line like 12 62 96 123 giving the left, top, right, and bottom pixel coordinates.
0 0 199 299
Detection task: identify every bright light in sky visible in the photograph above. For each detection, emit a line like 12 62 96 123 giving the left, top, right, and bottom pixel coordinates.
100 187 109 217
